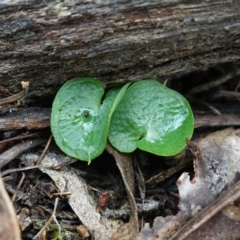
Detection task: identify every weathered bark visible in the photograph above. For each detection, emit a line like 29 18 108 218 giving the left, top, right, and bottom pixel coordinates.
1 0 240 100
0 108 50 130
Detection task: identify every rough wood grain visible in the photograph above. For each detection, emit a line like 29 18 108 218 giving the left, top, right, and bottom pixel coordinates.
194 113 240 128
0 108 51 130
1 0 240 100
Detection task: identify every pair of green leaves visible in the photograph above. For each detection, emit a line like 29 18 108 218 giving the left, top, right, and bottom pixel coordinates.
51 78 194 163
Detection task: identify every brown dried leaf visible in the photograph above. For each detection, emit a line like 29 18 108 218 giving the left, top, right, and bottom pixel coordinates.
0 176 21 240
39 152 123 240
106 143 139 240
137 128 240 240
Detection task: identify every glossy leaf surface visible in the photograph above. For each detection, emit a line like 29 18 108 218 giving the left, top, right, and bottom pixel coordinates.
108 80 194 156
51 78 130 162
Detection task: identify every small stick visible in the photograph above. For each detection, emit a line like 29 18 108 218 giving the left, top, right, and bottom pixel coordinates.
0 81 29 106
5 135 52 180
170 180 240 240
12 172 25 202
52 214 61 239
186 95 221 116
0 138 46 169
145 156 192 184
212 90 240 100
235 81 240 101
89 186 101 193
49 157 77 170
33 197 60 239
37 135 52 165
1 165 39 177
188 72 240 95
134 156 146 200
52 192 71 197
37 184 53 199
0 132 40 146
2 176 13 182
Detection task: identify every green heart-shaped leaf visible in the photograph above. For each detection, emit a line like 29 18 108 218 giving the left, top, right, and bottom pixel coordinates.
108 80 194 156
51 78 130 162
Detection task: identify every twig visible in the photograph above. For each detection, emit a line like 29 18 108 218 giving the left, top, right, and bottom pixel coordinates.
188 72 240 95
0 132 40 146
134 156 146 200
1 165 39 177
89 186 101 193
134 156 146 229
0 81 29 106
52 192 71 197
212 90 240 100
12 172 25 202
36 184 54 199
235 81 240 101
33 197 60 239
3 135 53 180
52 214 61 239
145 155 192 184
194 113 240 128
37 135 52 165
170 180 240 240
186 95 221 116
2 176 13 182
103 199 167 219
49 157 77 170
0 138 46 169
